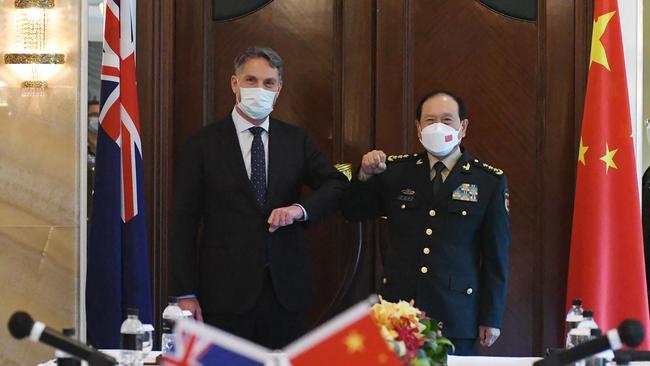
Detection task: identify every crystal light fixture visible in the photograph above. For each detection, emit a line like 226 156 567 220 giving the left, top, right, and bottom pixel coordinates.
3 0 65 96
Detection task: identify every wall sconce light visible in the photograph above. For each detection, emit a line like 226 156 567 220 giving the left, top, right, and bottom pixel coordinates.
3 0 65 96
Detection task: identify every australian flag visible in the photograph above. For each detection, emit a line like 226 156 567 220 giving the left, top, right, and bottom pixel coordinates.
162 321 275 366
86 0 153 348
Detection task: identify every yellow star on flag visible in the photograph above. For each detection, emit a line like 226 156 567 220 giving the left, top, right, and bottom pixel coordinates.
578 136 589 165
378 353 389 363
343 331 365 354
590 11 616 71
600 143 618 174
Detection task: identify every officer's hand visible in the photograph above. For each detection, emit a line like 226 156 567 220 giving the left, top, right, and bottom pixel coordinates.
478 326 500 347
359 150 387 181
268 205 304 232
178 297 203 322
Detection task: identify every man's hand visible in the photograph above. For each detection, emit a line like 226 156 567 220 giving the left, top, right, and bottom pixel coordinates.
359 150 387 181
178 298 203 322
478 326 500 347
268 205 304 232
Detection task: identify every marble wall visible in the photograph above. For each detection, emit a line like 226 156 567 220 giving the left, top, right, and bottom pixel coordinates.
0 1 81 365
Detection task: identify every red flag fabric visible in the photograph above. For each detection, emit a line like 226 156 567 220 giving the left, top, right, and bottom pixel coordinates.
567 0 650 349
285 302 402 366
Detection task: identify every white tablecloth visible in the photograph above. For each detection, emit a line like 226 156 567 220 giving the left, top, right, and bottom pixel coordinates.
448 356 650 366
449 356 540 366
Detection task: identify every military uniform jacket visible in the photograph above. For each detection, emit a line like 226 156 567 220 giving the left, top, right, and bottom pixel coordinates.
343 148 511 338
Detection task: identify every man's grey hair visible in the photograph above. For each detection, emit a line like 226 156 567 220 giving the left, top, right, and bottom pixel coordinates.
233 46 284 79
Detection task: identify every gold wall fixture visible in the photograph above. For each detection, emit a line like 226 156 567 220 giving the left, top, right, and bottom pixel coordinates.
3 0 65 96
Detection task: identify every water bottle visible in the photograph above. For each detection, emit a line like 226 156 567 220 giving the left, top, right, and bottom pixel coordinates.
584 329 610 366
120 308 144 366
565 299 584 348
161 296 184 354
567 310 598 349
55 328 81 366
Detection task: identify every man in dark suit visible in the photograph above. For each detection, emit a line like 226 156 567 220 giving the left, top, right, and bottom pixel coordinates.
343 90 511 355
170 46 348 349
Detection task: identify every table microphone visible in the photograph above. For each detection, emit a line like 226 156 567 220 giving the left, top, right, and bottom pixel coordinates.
8 311 117 366
533 319 644 366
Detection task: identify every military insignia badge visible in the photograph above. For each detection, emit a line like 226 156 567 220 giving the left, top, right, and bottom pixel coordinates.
398 188 415 202
462 163 470 171
452 183 478 202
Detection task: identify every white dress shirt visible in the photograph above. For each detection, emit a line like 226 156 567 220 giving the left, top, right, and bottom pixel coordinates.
231 107 308 220
231 108 270 182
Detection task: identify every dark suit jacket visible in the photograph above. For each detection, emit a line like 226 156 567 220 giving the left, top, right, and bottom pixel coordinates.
170 115 348 314
342 149 511 339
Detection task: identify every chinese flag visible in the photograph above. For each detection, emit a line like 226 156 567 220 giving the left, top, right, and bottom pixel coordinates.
567 0 650 349
286 302 401 366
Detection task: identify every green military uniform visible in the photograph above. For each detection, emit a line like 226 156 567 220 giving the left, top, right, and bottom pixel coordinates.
343 148 511 342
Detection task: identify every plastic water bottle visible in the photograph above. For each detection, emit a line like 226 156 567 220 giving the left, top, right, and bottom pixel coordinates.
567 310 598 349
55 328 81 366
565 298 584 348
161 297 184 354
576 310 598 332
120 308 144 366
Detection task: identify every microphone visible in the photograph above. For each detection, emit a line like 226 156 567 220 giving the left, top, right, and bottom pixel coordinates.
613 349 650 361
8 311 117 366
533 319 644 366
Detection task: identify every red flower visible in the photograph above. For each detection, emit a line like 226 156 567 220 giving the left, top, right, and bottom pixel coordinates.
396 325 425 358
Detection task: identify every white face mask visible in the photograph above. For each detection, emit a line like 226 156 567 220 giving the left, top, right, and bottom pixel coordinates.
89 116 99 133
420 122 461 157
237 87 277 120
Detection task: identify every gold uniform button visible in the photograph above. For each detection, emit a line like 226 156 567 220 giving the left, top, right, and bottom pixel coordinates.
423 247 430 255
426 228 433 236
466 288 473 295
429 209 436 217
421 266 428 274
382 277 388 284
401 204 406 209
461 210 467 216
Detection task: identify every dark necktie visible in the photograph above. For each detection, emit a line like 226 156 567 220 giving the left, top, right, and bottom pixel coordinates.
432 161 446 198
249 127 266 207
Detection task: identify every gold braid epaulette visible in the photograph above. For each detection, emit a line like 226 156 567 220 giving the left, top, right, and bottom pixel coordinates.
386 153 421 164
470 158 504 176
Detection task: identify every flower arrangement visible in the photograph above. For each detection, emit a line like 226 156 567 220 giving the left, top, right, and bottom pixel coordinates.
370 298 454 366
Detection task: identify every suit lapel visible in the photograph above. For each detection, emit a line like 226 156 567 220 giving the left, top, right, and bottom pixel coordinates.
222 116 265 213
413 152 434 205
266 119 281 210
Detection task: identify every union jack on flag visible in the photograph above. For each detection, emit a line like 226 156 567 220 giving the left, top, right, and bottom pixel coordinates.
100 0 142 222
163 320 276 366
86 0 153 349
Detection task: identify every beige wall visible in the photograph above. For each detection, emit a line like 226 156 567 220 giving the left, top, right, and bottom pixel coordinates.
0 1 81 365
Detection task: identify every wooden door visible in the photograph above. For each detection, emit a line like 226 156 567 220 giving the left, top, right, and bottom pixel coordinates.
137 0 592 355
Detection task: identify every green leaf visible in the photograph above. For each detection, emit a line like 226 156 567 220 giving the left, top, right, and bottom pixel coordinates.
410 358 432 366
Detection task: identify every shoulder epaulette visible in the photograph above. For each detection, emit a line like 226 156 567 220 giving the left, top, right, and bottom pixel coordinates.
470 158 504 176
386 153 420 164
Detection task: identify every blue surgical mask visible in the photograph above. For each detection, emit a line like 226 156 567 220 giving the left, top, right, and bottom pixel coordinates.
237 87 277 120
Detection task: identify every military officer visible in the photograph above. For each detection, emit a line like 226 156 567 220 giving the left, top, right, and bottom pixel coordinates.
343 90 511 355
